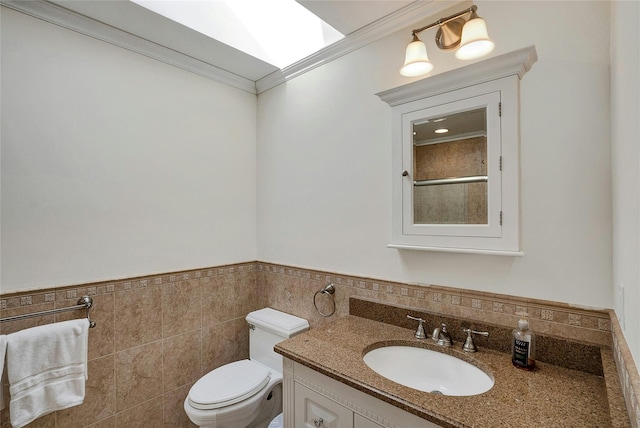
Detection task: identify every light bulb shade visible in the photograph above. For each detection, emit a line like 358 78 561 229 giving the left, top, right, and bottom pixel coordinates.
400 37 434 77
455 15 495 60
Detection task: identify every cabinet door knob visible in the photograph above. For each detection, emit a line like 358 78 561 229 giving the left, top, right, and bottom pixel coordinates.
313 417 324 427
402 170 409 177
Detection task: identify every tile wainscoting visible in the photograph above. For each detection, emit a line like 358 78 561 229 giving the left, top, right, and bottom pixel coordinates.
611 312 640 427
256 262 613 345
257 262 638 427
1 261 638 427
0 263 258 428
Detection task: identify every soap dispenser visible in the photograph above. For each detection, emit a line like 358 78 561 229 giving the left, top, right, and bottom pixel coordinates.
512 312 535 370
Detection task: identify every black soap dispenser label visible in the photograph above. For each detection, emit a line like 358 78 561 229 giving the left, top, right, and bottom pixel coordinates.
512 339 529 367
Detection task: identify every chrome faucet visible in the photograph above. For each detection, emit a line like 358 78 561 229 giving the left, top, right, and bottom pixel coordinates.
432 323 452 346
406 315 427 339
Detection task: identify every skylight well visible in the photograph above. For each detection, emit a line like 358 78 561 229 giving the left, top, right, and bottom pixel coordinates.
130 0 344 69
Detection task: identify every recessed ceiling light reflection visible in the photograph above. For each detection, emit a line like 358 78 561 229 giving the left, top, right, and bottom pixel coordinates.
434 128 449 134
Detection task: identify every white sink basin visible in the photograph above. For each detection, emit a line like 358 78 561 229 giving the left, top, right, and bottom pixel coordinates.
363 345 493 396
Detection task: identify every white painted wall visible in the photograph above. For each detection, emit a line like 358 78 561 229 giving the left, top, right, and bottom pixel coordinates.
0 8 257 292
1 1 625 328
1 0 636 366
611 0 640 362
257 1 613 308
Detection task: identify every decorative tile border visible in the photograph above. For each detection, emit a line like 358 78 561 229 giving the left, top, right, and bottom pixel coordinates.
3 261 612 346
0 262 256 312
256 262 612 346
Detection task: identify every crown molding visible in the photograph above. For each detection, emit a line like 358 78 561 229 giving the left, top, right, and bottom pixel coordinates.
3 0 469 95
255 1 468 94
1 0 258 94
376 45 538 107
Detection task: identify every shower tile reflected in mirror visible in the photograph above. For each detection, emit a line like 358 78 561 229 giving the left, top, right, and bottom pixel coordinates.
412 108 488 225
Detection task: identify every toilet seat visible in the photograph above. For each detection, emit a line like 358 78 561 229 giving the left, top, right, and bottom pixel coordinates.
188 360 271 410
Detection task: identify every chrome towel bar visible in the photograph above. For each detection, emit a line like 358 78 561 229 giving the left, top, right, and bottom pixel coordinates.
0 296 96 328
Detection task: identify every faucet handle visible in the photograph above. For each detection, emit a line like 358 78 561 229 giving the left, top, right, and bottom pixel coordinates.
406 315 427 339
462 328 490 352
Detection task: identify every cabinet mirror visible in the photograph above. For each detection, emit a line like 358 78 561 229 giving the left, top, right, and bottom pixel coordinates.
412 107 488 225
401 91 501 239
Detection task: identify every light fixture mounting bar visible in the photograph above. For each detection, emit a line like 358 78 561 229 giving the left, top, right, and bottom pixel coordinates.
410 5 477 36
399 4 494 77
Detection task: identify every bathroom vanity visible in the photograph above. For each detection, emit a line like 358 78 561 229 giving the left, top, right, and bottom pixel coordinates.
275 316 629 428
285 359 435 428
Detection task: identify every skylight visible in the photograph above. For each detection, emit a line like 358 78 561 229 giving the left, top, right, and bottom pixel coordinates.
130 0 344 69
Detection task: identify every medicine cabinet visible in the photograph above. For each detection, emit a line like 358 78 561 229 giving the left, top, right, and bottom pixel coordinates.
377 46 537 255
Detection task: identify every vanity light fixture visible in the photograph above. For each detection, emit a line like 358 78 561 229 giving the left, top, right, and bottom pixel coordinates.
399 5 494 77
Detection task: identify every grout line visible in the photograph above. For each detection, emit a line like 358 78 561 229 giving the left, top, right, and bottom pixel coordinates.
1 261 632 427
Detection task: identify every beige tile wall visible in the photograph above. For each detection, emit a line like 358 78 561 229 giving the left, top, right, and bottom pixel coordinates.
611 311 640 427
0 263 257 428
256 262 613 346
413 136 488 224
1 261 638 427
256 262 638 428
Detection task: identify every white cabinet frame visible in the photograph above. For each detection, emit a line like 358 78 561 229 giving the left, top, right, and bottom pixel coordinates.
377 46 537 255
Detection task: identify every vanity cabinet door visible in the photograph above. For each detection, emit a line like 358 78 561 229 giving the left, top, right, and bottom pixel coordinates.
353 414 384 428
294 382 354 428
286 359 444 428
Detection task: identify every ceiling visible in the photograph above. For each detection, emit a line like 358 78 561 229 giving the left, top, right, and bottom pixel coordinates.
46 0 414 82
414 107 486 145
6 0 465 92
297 1 414 36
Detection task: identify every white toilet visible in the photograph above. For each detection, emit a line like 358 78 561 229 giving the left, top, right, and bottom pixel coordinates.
184 308 309 428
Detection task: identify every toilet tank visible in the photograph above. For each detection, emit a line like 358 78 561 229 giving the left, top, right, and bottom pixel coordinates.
246 308 309 372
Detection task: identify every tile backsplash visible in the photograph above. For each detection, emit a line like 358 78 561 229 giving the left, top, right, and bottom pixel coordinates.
1 261 638 427
348 297 606 375
255 262 613 347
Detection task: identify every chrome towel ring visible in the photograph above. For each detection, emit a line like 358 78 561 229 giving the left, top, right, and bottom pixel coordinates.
313 283 336 317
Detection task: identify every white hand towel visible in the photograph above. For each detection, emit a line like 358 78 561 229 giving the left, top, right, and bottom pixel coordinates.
0 335 7 410
6 319 89 428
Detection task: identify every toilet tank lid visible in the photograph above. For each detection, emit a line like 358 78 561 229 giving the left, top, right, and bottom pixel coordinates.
246 308 309 337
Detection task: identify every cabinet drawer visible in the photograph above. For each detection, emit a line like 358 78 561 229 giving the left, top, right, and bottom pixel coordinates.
354 413 383 428
294 382 353 428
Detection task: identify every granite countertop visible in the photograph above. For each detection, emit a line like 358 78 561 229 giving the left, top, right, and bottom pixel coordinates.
275 316 630 428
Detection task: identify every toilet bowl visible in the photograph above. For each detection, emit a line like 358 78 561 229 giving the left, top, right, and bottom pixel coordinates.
184 308 309 428
268 413 283 428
